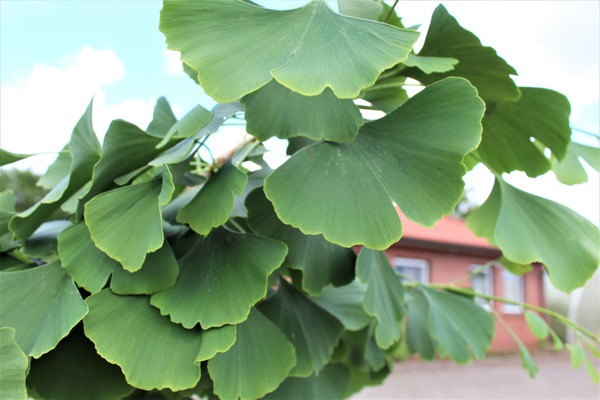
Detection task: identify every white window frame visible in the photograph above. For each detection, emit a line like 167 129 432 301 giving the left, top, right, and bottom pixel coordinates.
393 257 430 284
501 269 525 314
470 264 494 311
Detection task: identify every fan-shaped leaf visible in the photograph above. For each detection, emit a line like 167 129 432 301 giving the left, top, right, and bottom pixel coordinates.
403 4 519 105
83 290 202 391
177 163 247 235
246 188 355 295
259 280 344 377
242 80 363 142
403 53 458 74
0 149 36 167
146 97 177 138
160 0 419 101
207 308 296 400
0 262 88 358
311 280 372 331
405 289 436 360
263 364 350 399
150 227 287 329
552 142 600 185
356 248 405 349
28 326 134 400
264 77 484 249
0 328 28 400
468 178 600 292
195 325 237 363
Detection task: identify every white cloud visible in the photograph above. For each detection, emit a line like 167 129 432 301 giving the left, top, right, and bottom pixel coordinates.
0 47 155 173
164 50 184 76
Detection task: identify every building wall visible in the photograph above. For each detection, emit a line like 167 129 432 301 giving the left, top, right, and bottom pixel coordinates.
386 244 545 353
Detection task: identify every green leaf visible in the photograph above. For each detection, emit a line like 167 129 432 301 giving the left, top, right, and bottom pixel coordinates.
37 149 72 190
468 178 600 293
246 188 355 295
146 97 178 138
160 0 419 101
567 342 599 382
263 364 350 400
403 53 458 74
0 191 16 234
0 262 88 358
195 325 237 363
259 280 344 377
362 74 409 113
110 241 179 295
524 311 550 340
552 142 600 185
207 308 296 400
28 326 134 400
10 100 101 240
157 105 212 148
150 227 287 329
421 287 494 363
0 148 37 166
403 4 519 105
84 177 171 271
311 279 372 331
177 163 247 235
264 77 484 249
405 288 436 360
83 290 202 391
517 340 539 378
0 328 28 400
241 80 363 142
498 256 532 275
356 248 405 349
477 88 571 177
337 0 383 20
58 222 119 293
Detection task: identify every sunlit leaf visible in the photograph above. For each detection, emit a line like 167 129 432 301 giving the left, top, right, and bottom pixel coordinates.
362 75 409 113
208 308 296 400
403 53 458 74
468 178 600 292
403 4 519 105
337 0 383 20
0 262 88 358
242 80 363 142
37 149 71 190
567 342 599 382
477 88 571 177
259 280 344 377
0 148 36 167
518 341 539 378
263 364 350 399
177 163 247 235
28 326 134 400
552 142 600 185
150 227 287 329
146 97 178 138
0 328 28 400
524 311 550 340
83 290 202 391
311 279 372 331
0 191 16 234
498 256 532 275
356 248 405 349
195 325 237 363
246 188 355 295
264 77 484 249
161 0 419 101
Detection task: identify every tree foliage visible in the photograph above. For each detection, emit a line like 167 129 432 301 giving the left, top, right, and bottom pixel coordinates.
1 1 599 399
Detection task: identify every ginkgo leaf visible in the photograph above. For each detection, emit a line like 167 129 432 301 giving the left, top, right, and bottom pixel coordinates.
477 88 571 177
146 97 178 138
85 172 174 271
337 0 383 20
263 364 350 400
403 4 519 105
10 100 101 240
150 227 287 329
160 0 419 101
0 328 28 400
83 290 202 391
259 280 344 377
405 289 436 360
0 149 36 167
0 262 88 358
208 308 296 400
356 248 405 349
311 279 372 331
403 53 458 74
177 163 247 235
264 77 484 249
468 178 600 293
246 188 355 295
552 142 600 185
28 326 134 400
156 104 212 148
241 80 363 142
195 325 237 363
37 148 71 190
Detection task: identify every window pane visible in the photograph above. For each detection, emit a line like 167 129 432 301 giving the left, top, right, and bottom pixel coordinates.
393 258 429 284
502 269 524 314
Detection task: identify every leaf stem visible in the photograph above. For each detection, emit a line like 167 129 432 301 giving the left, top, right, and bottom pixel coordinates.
385 0 400 23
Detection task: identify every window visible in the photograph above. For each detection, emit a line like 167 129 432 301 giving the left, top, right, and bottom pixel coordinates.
393 257 429 284
502 269 524 314
471 264 494 310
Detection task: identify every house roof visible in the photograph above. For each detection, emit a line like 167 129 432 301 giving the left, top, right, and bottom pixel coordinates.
396 206 496 251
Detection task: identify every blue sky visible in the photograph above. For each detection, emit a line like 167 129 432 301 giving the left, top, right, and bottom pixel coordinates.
1 0 598 223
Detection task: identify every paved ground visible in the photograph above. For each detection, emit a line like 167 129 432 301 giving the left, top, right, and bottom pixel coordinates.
352 351 599 400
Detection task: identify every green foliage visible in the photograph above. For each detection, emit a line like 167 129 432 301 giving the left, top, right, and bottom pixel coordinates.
1 1 599 399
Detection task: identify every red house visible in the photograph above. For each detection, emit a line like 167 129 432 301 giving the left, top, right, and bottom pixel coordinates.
386 211 544 352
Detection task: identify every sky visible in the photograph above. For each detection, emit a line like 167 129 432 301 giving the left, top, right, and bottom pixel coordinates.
1 1 599 224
